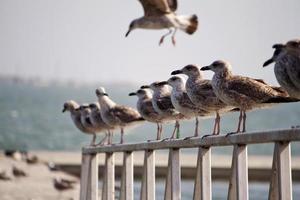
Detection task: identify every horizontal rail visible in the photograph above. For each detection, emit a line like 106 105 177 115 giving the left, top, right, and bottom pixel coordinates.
83 128 300 154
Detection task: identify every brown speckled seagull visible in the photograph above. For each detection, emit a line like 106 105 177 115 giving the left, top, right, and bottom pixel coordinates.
201 60 300 134
125 0 198 46
96 87 145 144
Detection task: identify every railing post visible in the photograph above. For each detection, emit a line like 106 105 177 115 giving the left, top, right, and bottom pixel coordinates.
268 142 292 200
140 150 155 200
90 153 99 200
164 148 181 200
227 144 248 200
120 151 134 200
102 152 115 200
80 154 91 200
193 147 211 200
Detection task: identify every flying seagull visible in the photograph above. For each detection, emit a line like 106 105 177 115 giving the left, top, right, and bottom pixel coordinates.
96 87 144 144
201 60 300 134
125 0 198 46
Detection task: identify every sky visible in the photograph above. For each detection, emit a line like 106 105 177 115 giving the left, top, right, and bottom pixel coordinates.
0 0 300 85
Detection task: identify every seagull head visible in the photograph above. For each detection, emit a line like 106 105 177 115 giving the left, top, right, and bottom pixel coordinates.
172 64 203 78
129 89 147 99
95 87 109 97
89 102 100 112
125 20 138 37
167 76 185 89
263 47 285 67
62 100 79 113
286 39 300 52
150 81 168 90
201 60 231 74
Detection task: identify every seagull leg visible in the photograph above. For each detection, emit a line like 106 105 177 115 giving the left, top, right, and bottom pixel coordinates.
171 28 177 46
159 29 172 46
216 111 221 135
159 123 163 140
156 123 160 140
162 120 178 141
95 132 109 146
226 110 242 137
120 128 124 144
184 117 199 140
90 133 96 146
242 110 247 133
202 112 220 139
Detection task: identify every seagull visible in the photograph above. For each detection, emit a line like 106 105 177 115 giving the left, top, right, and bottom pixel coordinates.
201 60 300 134
166 76 212 138
53 178 76 191
171 65 237 136
125 0 198 46
62 100 97 146
12 166 27 177
89 103 113 145
142 82 185 140
96 87 145 144
129 88 165 140
263 43 300 98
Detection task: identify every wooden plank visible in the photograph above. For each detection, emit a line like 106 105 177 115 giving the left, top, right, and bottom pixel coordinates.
83 129 300 154
120 152 134 200
140 150 155 200
277 142 292 200
164 151 172 200
90 154 99 200
227 145 248 200
80 154 91 200
269 143 279 200
169 149 181 200
193 147 211 200
105 153 115 200
101 159 107 200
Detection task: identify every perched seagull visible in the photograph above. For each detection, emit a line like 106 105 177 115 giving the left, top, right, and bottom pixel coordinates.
129 88 165 140
171 65 236 136
53 178 76 191
79 105 99 146
166 76 212 138
142 81 185 139
12 166 27 177
89 102 113 145
201 60 300 134
96 87 145 144
263 43 300 98
62 100 96 146
125 0 198 45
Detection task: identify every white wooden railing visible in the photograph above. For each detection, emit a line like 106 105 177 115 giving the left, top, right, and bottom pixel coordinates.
79 128 300 200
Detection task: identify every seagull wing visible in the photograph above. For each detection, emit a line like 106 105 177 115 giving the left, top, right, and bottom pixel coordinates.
156 96 175 111
138 0 177 16
227 76 279 102
110 106 142 123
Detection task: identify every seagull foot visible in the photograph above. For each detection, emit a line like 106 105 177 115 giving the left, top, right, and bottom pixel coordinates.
202 134 214 139
172 37 176 46
226 132 238 137
184 136 198 140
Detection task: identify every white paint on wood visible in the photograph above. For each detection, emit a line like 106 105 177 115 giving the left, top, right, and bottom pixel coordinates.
80 154 91 200
120 152 134 200
140 150 155 200
164 151 172 200
193 147 211 200
105 153 115 200
269 142 292 200
90 154 99 200
102 161 107 200
171 149 181 200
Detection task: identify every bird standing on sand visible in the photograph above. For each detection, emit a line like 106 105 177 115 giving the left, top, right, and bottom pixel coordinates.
62 100 97 146
125 0 198 45
201 60 300 134
96 87 144 144
129 88 165 140
165 76 212 138
143 82 185 139
171 65 236 136
12 166 27 177
53 178 76 191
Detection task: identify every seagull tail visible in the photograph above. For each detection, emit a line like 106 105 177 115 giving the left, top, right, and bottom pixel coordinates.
177 14 198 35
262 96 300 104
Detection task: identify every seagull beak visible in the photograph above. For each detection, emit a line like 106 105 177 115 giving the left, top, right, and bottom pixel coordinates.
125 29 131 37
263 58 274 67
200 66 210 71
140 85 150 89
129 92 137 96
272 44 285 49
171 70 183 75
62 107 66 113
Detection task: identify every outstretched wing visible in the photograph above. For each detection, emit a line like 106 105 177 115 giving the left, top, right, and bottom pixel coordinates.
138 0 177 16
